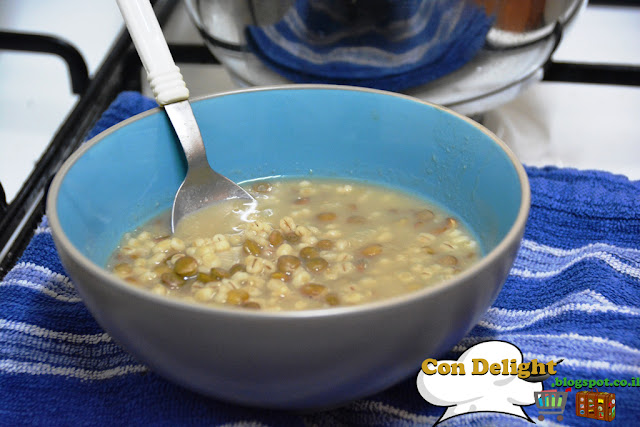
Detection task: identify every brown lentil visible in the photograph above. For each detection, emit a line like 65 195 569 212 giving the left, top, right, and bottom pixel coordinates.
197 272 213 283
438 255 459 266
305 257 328 273
317 212 337 221
210 267 230 281
299 246 319 260
277 255 301 273
354 259 368 272
361 244 383 257
325 293 340 306
268 230 284 246
316 239 334 250
229 263 246 276
416 209 435 222
300 283 327 297
243 239 262 256
226 289 250 305
252 182 272 193
242 301 261 309
346 215 366 224
113 263 132 276
293 197 310 205
124 277 141 285
284 232 300 244
161 272 184 288
154 264 172 276
271 272 291 282
445 217 457 229
174 256 198 277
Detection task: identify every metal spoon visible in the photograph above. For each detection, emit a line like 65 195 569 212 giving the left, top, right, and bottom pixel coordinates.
116 0 255 233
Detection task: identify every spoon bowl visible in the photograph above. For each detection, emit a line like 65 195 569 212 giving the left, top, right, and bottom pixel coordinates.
171 158 256 233
163 100 255 232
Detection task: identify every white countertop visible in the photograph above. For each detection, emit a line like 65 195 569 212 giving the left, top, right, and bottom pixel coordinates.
491 3 640 180
0 1 638 204
0 0 123 203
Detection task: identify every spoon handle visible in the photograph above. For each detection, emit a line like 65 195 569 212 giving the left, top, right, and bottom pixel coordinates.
116 0 189 105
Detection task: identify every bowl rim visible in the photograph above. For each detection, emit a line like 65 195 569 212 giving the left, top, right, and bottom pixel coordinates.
46 84 530 320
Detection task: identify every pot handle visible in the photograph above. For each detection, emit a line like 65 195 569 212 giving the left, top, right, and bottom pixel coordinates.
484 0 585 51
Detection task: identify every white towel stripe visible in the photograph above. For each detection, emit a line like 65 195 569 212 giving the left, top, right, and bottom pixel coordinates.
512 240 640 280
34 226 51 235
1 323 136 364
463 412 567 427
453 333 640 357
523 353 640 376
479 303 640 331
521 239 640 257
350 400 437 424
287 0 436 45
512 251 640 279
349 401 558 426
9 262 73 288
1 279 81 302
0 359 147 379
260 2 464 68
479 290 640 331
0 319 112 344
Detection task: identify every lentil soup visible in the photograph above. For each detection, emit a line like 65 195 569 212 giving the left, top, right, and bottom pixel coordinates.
108 179 481 310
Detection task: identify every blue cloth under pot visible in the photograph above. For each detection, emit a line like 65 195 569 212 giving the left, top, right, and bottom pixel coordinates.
246 0 493 92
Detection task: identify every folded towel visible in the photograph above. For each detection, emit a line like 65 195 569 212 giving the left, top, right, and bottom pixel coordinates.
1 92 638 426
246 0 493 92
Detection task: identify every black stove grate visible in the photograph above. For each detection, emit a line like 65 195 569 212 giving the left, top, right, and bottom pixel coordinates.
0 0 177 277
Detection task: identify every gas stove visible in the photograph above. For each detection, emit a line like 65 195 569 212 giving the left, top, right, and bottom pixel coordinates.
0 0 639 277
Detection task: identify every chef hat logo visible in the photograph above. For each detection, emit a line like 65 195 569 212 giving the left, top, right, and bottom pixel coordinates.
417 340 547 424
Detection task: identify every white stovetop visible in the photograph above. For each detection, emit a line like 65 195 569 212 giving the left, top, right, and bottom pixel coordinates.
0 0 123 203
0 1 639 205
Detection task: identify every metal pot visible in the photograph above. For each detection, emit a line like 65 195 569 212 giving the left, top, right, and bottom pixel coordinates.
184 0 585 115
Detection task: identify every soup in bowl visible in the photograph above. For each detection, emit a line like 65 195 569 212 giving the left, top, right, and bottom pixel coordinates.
47 85 529 409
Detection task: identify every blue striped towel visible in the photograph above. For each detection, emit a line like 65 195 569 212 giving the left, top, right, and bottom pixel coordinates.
246 0 493 91
1 91 639 426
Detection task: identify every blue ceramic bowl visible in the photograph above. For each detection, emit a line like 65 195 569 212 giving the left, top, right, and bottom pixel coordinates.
47 85 529 409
